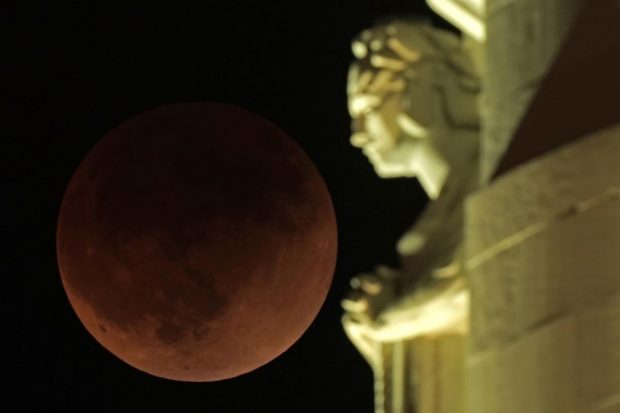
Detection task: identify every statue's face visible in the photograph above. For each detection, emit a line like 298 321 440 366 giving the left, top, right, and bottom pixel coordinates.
347 62 433 182
346 21 437 181
346 21 479 198
349 78 405 159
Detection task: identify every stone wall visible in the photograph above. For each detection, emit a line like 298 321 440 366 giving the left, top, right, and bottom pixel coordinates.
465 124 620 412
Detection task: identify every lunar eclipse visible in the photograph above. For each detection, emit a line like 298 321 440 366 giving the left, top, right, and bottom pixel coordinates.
56 102 337 382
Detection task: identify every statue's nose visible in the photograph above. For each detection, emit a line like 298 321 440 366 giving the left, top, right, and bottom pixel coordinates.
350 117 370 148
350 132 370 148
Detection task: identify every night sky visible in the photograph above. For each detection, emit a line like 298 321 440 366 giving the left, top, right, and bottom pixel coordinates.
3 1 447 411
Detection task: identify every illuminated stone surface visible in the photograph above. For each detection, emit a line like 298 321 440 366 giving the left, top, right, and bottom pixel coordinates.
465 125 620 412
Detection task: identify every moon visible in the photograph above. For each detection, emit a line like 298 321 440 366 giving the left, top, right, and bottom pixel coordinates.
56 102 337 382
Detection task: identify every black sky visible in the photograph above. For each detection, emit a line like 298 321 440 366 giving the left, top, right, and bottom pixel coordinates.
3 1 443 411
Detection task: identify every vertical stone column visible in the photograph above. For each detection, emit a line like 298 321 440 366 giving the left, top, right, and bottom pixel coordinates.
410 335 466 413
464 125 620 413
479 0 585 183
370 335 466 413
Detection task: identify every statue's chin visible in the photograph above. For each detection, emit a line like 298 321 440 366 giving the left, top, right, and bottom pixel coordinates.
373 162 417 179
362 146 418 178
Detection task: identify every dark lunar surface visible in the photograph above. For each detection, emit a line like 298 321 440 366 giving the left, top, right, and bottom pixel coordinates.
56 103 338 381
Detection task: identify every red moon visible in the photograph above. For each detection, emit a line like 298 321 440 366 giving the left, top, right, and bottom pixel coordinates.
56 103 337 382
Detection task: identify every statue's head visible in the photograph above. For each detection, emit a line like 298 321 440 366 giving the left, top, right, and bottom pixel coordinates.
347 20 480 199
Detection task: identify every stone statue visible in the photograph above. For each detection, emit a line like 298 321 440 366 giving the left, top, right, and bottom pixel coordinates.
342 1 615 412
345 18 481 290
343 18 482 413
